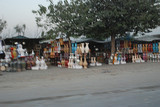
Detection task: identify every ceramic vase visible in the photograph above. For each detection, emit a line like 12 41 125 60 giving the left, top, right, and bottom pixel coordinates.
91 57 94 63
85 43 89 54
75 43 77 54
83 55 88 69
80 43 85 54
79 56 83 66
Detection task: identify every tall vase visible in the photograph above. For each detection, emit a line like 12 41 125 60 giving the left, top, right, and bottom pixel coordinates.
83 55 88 69
91 57 94 63
77 44 80 54
75 43 77 54
85 43 89 54
145 44 148 52
66 44 69 53
79 56 83 66
72 43 75 53
80 43 85 54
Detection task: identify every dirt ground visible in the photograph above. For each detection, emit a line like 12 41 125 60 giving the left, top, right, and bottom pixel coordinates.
0 62 160 107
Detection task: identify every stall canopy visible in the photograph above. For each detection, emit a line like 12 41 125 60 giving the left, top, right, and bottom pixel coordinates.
4 35 44 52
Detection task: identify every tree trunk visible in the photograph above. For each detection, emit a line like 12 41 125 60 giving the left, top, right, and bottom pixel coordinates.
111 35 115 55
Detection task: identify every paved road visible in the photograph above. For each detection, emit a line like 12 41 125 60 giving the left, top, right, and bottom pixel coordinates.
0 62 160 107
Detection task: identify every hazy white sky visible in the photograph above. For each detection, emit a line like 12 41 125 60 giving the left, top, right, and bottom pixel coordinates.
0 0 160 38
0 0 59 38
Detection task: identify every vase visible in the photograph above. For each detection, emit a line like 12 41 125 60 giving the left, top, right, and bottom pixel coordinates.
145 44 148 52
80 43 85 54
59 38 64 45
72 43 75 53
57 42 61 53
66 44 69 53
91 57 94 63
68 59 71 68
77 44 80 54
85 43 89 54
79 56 83 66
93 57 96 63
142 44 145 52
75 43 77 54
83 55 88 69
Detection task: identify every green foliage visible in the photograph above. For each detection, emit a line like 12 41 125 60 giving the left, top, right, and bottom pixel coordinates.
0 19 7 34
86 0 160 37
33 0 160 40
33 0 89 39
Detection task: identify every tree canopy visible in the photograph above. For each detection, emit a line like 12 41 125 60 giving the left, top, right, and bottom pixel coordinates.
33 0 160 53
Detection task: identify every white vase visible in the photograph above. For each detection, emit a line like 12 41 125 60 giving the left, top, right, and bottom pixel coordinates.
85 43 89 54
80 43 85 54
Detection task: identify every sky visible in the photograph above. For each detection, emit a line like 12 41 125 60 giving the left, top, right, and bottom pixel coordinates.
0 0 59 38
0 0 160 39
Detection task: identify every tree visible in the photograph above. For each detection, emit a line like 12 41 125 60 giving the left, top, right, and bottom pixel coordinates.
85 0 160 54
14 24 26 36
33 0 160 54
0 19 7 34
33 0 89 52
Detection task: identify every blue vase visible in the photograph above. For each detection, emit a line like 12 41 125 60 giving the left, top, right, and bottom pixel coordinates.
153 43 155 53
156 43 158 53
72 43 75 53
75 43 77 53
